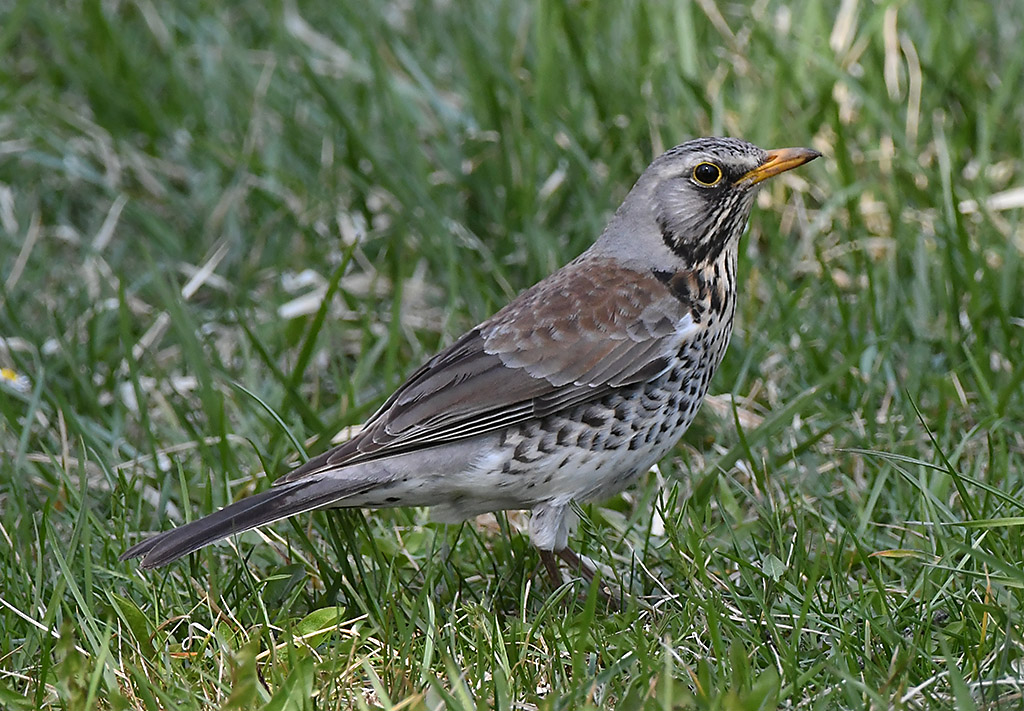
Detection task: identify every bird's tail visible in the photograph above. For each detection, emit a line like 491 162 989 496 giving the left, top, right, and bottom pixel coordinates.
120 476 375 569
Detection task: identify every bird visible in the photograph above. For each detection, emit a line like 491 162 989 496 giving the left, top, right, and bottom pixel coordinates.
121 137 820 577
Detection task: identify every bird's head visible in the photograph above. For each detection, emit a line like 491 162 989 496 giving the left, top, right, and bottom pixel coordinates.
598 137 820 269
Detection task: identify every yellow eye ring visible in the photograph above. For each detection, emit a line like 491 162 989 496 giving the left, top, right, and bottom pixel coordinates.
692 162 723 186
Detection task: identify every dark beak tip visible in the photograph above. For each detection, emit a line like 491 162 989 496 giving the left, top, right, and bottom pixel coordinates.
772 146 821 163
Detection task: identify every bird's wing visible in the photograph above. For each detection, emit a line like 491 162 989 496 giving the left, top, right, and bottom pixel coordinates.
276 257 700 484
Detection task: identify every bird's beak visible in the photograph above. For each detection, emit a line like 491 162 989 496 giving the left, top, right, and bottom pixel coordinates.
737 147 821 186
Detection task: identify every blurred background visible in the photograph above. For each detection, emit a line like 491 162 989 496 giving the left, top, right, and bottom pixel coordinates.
1 1 1022 708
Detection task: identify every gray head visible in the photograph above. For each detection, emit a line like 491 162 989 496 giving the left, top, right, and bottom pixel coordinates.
595 137 820 268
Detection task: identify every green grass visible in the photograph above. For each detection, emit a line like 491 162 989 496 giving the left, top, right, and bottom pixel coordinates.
1 0 1023 708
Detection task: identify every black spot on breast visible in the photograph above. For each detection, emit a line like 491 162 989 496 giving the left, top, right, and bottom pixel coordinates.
710 284 722 313
514 440 541 463
538 432 557 454
576 429 596 449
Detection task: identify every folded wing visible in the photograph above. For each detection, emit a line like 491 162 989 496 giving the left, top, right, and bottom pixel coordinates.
277 258 696 483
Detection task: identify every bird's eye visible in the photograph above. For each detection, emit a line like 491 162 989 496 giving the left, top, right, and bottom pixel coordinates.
692 162 723 186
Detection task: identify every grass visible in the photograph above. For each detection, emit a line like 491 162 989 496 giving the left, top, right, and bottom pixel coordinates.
1 0 1023 708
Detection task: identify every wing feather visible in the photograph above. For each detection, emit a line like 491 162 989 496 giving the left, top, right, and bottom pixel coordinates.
276 258 697 484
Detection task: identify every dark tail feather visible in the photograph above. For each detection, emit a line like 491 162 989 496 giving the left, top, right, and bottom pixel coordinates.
120 477 374 569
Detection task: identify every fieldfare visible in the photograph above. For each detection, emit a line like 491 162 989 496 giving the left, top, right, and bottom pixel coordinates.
122 137 820 576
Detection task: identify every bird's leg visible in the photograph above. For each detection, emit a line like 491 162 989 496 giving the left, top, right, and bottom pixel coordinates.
555 547 596 583
539 546 599 585
432 524 457 600
539 549 563 587
556 547 622 610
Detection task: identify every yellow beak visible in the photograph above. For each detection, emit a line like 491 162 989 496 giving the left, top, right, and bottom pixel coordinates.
737 147 821 186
